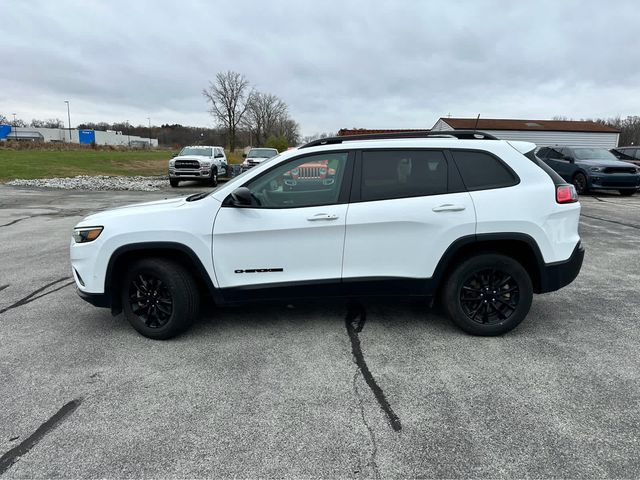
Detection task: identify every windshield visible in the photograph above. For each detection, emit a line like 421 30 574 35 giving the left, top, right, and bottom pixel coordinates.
248 148 278 158
572 148 617 161
179 147 212 157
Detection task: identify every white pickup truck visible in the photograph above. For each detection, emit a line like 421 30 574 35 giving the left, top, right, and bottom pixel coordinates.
169 145 228 187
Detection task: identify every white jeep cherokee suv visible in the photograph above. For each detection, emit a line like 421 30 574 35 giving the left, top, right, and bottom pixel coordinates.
71 131 584 339
169 145 228 187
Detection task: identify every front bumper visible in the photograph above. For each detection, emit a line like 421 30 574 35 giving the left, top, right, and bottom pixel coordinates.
169 166 226 179
588 173 640 190
538 242 585 293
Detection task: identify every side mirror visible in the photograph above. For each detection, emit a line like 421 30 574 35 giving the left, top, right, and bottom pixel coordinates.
242 153 247 158
171 153 178 158
215 153 224 158
230 187 252 206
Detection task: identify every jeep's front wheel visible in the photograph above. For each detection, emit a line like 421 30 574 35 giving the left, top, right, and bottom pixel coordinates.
442 254 533 336
209 168 218 187
122 258 199 340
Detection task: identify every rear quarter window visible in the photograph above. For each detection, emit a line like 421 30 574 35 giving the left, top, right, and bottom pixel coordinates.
451 150 518 191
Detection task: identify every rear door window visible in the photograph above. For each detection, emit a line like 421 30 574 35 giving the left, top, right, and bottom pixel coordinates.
451 150 518 191
360 150 448 201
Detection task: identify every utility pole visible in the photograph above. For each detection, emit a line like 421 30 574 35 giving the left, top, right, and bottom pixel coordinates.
12 113 17 140
126 120 130 147
147 117 151 148
64 100 71 142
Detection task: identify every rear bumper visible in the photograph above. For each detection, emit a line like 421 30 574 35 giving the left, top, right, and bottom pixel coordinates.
77 288 111 308
538 242 585 293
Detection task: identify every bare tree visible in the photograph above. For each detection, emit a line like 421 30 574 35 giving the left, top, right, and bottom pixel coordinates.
202 71 252 151
244 92 289 146
0 113 7 124
272 117 301 146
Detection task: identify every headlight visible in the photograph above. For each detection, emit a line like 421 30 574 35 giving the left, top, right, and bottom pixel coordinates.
72 226 103 243
590 167 602 172
169 160 175 166
201 161 210 167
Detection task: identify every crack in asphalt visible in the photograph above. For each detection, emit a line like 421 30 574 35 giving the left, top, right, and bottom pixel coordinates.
0 399 82 475
353 371 381 480
0 278 75 315
580 213 640 230
0 217 30 228
0 285 9 293
345 300 402 432
0 209 91 228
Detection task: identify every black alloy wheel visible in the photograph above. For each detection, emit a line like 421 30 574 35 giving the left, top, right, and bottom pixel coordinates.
572 172 588 194
128 273 173 328
459 269 520 325
122 258 199 339
442 253 533 336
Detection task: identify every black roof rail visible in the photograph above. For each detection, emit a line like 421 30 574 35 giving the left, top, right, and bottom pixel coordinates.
299 130 499 149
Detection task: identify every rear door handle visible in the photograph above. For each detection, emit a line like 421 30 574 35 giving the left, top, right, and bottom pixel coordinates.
432 204 466 212
307 213 339 221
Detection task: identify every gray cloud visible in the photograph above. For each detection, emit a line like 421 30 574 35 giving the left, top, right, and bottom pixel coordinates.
2 0 639 135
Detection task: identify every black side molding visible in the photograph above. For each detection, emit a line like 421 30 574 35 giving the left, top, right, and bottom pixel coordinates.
76 289 111 309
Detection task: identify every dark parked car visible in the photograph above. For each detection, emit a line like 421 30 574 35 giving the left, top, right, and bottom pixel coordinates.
611 146 640 167
537 146 640 196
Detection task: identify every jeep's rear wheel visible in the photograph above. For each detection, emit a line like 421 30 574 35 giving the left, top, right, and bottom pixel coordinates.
170 178 180 188
122 258 199 340
442 254 533 336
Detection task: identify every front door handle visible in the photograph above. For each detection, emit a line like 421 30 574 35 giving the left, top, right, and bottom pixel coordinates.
432 204 466 212
307 213 339 221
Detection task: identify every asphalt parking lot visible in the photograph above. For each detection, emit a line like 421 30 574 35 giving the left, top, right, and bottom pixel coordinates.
1 183 639 478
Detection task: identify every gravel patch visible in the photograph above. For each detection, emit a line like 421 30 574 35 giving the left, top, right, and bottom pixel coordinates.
7 175 169 191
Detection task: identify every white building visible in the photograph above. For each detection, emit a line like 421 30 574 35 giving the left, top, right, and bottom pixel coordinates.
0 125 158 147
431 118 620 148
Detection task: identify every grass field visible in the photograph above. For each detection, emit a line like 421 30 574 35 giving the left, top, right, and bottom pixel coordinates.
0 149 244 181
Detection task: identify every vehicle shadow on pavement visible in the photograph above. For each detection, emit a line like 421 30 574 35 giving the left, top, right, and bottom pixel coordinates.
190 297 458 338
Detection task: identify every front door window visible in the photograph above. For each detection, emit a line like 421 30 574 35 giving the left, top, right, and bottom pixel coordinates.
244 152 348 208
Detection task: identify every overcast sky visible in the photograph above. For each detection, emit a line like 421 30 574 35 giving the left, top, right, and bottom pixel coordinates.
2 0 639 136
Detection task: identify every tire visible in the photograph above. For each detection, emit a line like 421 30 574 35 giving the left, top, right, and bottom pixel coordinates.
121 258 199 340
170 178 180 188
619 189 636 196
442 254 533 336
572 172 588 194
208 168 218 187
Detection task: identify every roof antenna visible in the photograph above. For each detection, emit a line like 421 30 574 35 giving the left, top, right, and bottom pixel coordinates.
473 113 481 135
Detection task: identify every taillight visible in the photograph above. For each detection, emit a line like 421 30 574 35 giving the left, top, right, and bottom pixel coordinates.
556 184 578 204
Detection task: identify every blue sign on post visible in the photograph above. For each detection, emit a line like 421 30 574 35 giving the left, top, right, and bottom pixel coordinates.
0 125 11 140
79 129 96 144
